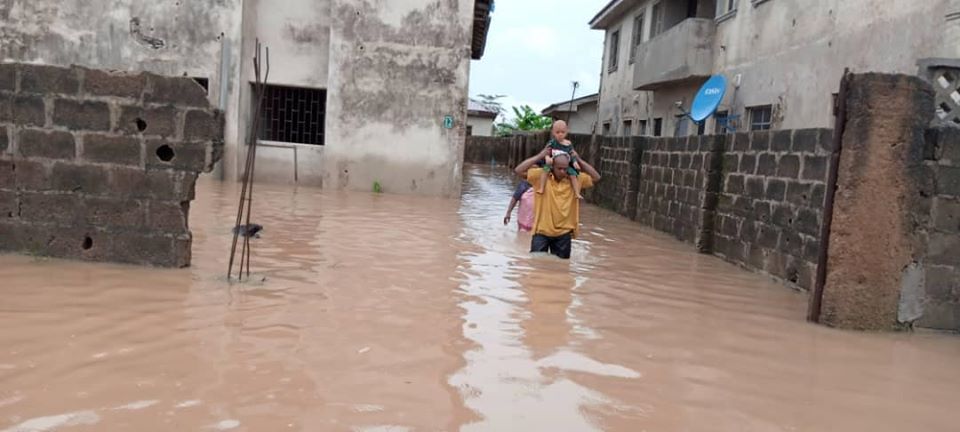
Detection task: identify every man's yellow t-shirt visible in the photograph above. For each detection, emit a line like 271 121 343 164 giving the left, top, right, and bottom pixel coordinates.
526 168 594 238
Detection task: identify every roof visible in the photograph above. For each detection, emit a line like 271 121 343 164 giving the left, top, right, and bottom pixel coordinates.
467 99 499 119
472 0 494 60
589 0 635 30
541 93 599 116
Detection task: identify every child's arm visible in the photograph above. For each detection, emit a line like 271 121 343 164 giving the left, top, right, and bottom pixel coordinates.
504 197 519 225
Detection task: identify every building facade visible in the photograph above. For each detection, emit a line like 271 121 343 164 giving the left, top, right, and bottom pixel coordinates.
590 0 960 137
466 99 498 136
541 93 599 135
0 0 493 196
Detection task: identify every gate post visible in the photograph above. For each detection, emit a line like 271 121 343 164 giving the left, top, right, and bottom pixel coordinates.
816 73 935 330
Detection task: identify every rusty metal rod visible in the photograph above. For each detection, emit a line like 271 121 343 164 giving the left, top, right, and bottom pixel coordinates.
242 46 269 279
228 43 261 280
228 40 270 280
808 68 851 323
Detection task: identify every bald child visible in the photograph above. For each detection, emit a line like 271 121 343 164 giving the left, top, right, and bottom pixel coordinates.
538 121 584 199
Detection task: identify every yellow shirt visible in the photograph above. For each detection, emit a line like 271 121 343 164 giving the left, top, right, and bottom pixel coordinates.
526 168 594 238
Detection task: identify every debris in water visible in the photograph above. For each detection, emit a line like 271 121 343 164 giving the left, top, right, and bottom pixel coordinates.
232 224 263 238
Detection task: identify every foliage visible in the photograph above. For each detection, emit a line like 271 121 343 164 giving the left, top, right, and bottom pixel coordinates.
495 105 554 136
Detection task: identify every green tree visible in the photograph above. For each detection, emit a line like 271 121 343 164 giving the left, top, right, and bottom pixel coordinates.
495 105 554 136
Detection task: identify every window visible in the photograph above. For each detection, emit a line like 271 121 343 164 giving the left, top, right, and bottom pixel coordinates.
602 122 612 136
714 110 729 134
608 30 621 72
653 118 663 137
466 125 473 136
639 119 648 136
629 13 645 63
748 105 773 131
257 83 327 145
716 0 738 20
697 121 705 136
623 120 633 136
675 115 689 137
651 2 665 37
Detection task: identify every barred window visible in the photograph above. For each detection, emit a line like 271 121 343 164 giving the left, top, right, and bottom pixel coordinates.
255 84 326 145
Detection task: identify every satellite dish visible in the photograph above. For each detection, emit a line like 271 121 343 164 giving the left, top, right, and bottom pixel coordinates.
690 75 727 122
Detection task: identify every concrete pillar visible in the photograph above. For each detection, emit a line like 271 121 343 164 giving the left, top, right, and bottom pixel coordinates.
819 74 935 330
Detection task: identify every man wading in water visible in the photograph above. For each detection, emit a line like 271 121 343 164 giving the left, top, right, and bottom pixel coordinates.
515 130 601 259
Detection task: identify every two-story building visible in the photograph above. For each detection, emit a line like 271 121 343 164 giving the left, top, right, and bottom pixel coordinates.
590 0 960 137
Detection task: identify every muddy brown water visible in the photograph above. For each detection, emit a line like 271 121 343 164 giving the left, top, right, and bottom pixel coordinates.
1 165 958 432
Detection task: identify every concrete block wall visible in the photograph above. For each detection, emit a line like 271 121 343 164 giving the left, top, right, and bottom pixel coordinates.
463 132 593 168
593 137 643 218
713 129 833 291
636 135 723 250
916 126 960 330
0 63 223 267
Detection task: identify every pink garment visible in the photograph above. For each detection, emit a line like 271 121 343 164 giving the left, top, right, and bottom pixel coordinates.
517 188 535 232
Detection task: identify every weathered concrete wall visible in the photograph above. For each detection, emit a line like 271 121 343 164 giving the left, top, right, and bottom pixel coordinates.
230 0 331 187
713 0 953 130
323 0 473 197
1 0 479 196
0 63 223 267
597 3 653 138
0 0 242 176
819 74 935 330
595 0 957 133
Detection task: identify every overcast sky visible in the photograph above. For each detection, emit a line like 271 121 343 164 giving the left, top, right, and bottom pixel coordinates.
468 0 608 120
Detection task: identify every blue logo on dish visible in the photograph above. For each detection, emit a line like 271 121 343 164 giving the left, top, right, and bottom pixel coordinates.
690 75 727 122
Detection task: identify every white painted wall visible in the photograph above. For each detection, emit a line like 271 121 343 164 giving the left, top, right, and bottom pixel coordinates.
467 116 495 136
324 0 473 197
567 102 599 135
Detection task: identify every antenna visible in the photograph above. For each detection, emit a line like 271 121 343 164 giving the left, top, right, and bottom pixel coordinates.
566 81 580 123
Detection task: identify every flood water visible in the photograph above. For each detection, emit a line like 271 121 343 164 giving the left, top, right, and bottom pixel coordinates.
1 165 958 432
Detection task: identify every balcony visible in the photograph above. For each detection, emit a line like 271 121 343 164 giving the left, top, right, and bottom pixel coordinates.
633 18 716 91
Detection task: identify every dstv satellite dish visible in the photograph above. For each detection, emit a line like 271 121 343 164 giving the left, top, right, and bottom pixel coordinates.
690 75 727 122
